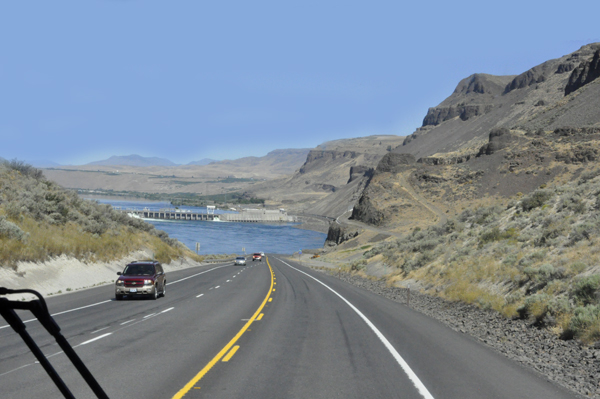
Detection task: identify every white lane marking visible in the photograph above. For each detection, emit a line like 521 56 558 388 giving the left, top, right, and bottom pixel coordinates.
169 265 229 285
0 265 229 329
226 280 231 282
196 294 204 298
143 313 157 319
79 333 112 346
1 265 229 328
91 327 110 334
0 299 112 330
276 258 435 399
215 285 220 289
0 364 31 377
45 351 65 359
1 307 175 377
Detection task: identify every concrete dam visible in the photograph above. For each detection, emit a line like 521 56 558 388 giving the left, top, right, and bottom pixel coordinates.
122 207 297 223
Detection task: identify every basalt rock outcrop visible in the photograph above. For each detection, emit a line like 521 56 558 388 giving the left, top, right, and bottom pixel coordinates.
477 127 519 156
397 43 600 159
325 223 360 246
350 192 385 226
565 49 600 95
375 153 416 174
348 165 374 183
423 104 494 126
299 150 358 174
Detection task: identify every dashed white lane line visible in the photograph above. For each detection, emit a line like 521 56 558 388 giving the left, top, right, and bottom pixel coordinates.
0 300 112 330
169 265 230 285
1 306 175 378
1 264 231 330
0 364 31 377
91 327 110 334
196 293 204 298
215 285 221 289
79 333 112 346
226 280 231 282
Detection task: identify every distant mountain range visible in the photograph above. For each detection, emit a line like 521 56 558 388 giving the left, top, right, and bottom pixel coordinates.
86 155 178 167
186 158 218 166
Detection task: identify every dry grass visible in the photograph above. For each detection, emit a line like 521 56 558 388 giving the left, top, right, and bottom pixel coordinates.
354 163 600 344
0 215 200 266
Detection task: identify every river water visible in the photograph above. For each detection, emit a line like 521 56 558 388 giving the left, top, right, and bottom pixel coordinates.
91 198 326 255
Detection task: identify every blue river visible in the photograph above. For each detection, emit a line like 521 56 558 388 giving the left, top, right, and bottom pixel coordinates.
91 198 326 255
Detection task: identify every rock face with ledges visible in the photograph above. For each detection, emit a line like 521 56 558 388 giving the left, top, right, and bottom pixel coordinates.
565 49 600 95
477 127 519 156
398 42 600 160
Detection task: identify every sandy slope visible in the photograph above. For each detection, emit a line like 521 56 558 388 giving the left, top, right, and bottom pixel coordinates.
0 250 203 301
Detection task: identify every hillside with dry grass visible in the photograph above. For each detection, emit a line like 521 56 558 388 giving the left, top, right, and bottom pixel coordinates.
0 160 199 268
314 43 600 346
355 165 600 344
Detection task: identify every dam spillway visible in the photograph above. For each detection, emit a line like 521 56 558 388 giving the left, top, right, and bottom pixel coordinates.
121 207 297 223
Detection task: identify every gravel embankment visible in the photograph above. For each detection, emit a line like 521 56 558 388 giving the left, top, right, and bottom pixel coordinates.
329 271 599 398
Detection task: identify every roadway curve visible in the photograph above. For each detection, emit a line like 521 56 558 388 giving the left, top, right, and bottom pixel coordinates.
0 257 579 398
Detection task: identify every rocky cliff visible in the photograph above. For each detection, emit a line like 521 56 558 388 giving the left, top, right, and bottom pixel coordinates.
352 43 600 231
398 43 600 160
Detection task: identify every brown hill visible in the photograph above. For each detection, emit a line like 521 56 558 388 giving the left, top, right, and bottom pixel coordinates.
248 135 405 217
399 43 600 159
351 43 600 232
43 148 310 195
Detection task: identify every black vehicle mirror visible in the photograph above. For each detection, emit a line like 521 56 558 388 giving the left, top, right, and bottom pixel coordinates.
117 272 122 275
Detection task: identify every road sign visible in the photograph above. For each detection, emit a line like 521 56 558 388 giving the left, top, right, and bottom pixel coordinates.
195 242 200 254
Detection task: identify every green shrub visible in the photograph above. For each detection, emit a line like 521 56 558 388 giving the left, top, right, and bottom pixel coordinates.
570 262 587 275
520 189 553 212
565 305 600 340
578 169 600 184
571 275 600 306
518 293 551 323
558 194 587 214
0 216 28 242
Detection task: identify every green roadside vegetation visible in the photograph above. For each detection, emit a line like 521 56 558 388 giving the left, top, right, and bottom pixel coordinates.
357 168 600 344
76 189 264 207
0 161 202 266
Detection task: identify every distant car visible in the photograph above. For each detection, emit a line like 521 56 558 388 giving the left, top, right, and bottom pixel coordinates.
260 252 265 257
253 253 262 261
235 256 246 266
115 261 166 300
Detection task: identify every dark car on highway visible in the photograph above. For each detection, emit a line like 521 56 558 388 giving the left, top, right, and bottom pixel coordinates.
115 260 166 300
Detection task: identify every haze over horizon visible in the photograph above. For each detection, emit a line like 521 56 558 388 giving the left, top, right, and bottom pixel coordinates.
1 0 599 165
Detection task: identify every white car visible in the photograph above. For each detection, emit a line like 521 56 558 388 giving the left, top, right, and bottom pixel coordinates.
234 256 246 266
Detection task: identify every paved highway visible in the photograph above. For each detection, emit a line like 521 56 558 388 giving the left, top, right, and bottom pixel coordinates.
0 256 580 398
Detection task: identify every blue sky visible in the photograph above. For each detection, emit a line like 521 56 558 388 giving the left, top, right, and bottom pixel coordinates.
1 0 599 165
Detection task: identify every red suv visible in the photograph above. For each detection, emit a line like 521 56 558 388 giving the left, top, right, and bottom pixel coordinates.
115 261 166 300
252 253 262 261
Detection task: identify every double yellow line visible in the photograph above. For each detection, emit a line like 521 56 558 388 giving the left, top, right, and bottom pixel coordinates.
171 258 275 398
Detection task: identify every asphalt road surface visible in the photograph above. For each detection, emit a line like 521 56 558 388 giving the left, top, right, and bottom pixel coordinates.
0 256 581 399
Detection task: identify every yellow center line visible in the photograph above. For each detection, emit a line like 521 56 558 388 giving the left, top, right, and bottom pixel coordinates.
257 313 264 321
222 346 240 362
171 258 274 398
